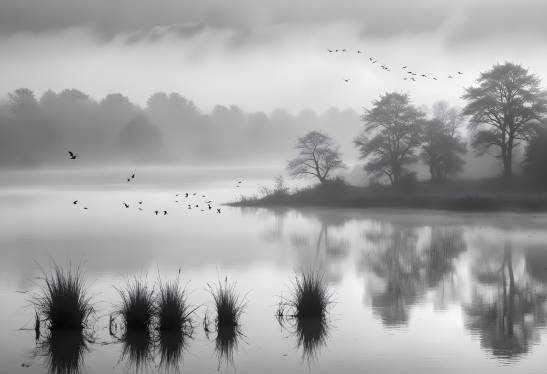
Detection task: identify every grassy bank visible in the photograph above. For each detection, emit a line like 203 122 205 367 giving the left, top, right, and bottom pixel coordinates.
230 178 547 212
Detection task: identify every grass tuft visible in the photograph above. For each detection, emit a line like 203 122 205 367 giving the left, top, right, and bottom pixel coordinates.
292 270 330 319
207 278 245 329
157 280 194 332
116 279 154 332
34 264 93 331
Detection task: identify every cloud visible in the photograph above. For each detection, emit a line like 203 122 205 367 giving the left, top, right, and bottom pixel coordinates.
0 0 453 41
446 0 547 44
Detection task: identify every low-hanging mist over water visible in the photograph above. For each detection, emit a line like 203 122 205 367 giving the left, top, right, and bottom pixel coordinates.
2 0 547 373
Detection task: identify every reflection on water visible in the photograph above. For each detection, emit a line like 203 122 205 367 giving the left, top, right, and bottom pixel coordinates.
360 225 466 326
287 316 329 364
158 329 191 372
253 207 547 362
37 331 89 374
464 243 547 360
3 185 547 373
120 330 154 372
214 326 243 370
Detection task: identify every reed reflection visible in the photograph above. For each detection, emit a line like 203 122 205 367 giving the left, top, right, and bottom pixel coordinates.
37 330 89 374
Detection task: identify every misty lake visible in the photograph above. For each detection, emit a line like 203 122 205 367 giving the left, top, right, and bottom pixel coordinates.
2 167 547 374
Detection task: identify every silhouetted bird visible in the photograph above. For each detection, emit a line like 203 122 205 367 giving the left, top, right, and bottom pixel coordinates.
327 49 333 53
448 75 454 78
208 204 212 210
458 71 463 75
138 201 143 204
216 208 221 214
127 178 130 182
131 174 135 179
155 210 159 215
67 151 78 160
195 204 199 208
344 79 349 83
73 200 78 205
138 207 143 211
192 193 197 196
342 49 346 52
421 74 427 78
433 77 438 80
185 193 189 198
163 210 167 215
124 203 129 208
357 50 362 54
402 66 407 69
83 207 88 210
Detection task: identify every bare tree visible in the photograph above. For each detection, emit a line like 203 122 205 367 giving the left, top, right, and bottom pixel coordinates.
463 62 547 179
287 130 345 184
355 93 424 185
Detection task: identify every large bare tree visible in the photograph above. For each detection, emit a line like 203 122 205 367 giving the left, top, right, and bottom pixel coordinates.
355 93 424 185
463 63 547 179
287 130 345 184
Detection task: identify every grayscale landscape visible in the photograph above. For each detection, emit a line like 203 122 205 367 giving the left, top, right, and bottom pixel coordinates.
1 1 547 373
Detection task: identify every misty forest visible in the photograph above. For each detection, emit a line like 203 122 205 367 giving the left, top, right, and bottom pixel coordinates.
2 1 547 374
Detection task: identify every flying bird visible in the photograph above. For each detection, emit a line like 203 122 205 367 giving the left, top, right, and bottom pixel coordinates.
185 193 189 198
131 174 135 179
154 210 159 215
217 208 221 214
163 210 167 215
448 75 454 78
72 200 78 205
402 66 407 69
123 203 129 208
458 71 463 75
67 151 78 160
344 79 350 83
328 49 333 53
138 201 143 205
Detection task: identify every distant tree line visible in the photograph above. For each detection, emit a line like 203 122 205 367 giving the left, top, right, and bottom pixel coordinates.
0 89 359 166
287 62 547 186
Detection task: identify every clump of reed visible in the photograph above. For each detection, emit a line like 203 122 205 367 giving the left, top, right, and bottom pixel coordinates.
34 264 93 331
116 279 154 332
278 269 331 320
207 277 246 329
205 277 246 369
276 269 332 363
156 278 195 370
157 279 194 332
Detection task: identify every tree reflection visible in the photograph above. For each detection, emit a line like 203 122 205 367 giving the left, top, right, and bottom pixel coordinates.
465 242 547 360
361 225 466 326
362 226 423 326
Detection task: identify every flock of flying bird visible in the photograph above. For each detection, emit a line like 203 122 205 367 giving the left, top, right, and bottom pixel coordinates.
66 151 244 215
328 48 464 83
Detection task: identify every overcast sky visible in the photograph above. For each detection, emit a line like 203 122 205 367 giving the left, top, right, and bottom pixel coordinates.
1 0 546 113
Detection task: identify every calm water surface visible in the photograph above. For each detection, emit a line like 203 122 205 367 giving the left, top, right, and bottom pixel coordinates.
1 168 547 373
